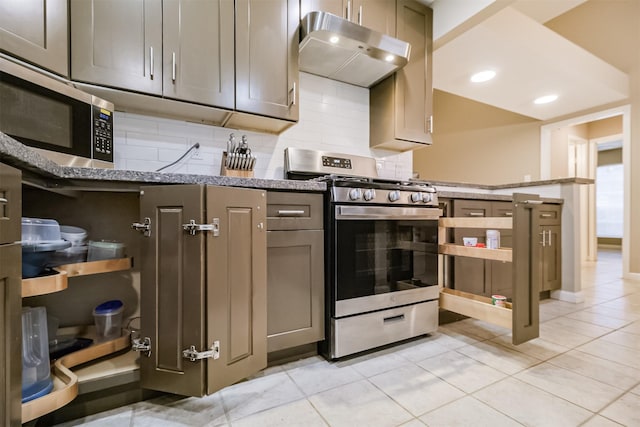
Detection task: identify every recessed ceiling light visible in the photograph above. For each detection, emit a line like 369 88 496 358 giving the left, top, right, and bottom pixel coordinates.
329 35 339 44
534 94 558 104
384 54 394 62
470 70 496 83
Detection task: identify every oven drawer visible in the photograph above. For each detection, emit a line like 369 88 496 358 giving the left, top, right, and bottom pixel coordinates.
267 191 323 230
331 300 438 359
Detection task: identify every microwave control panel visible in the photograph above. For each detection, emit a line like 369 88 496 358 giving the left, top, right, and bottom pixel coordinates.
92 106 113 162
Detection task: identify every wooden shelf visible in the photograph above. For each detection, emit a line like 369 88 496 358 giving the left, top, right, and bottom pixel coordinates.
22 270 69 298
439 217 512 229
439 288 512 329
55 257 132 278
439 243 512 262
21 330 131 424
21 257 133 297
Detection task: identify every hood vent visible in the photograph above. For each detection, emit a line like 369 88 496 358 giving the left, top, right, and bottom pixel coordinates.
299 11 411 88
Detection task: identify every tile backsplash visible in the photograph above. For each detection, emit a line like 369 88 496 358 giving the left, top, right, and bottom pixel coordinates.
114 73 413 180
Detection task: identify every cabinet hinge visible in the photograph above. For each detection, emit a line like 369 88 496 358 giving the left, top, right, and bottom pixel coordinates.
182 341 220 362
131 217 152 237
132 336 152 357
182 218 220 236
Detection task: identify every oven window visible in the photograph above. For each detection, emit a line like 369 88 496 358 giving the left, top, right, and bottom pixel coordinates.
336 220 438 301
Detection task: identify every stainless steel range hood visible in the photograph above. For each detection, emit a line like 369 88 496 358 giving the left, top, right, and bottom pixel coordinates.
299 11 411 88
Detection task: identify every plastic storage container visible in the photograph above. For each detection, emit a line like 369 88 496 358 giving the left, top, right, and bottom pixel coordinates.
21 218 71 278
22 306 53 403
486 229 501 249
60 225 88 246
87 240 126 261
93 300 124 340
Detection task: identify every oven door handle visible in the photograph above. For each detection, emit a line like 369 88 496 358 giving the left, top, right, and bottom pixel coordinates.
335 205 442 220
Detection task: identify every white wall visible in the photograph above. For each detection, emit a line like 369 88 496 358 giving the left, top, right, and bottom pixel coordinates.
113 72 413 180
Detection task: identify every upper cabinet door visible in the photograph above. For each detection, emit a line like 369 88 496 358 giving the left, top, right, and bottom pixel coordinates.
70 0 163 95
300 0 342 17
354 0 396 36
235 0 299 121
394 0 432 144
205 186 267 393
0 0 69 76
162 0 235 108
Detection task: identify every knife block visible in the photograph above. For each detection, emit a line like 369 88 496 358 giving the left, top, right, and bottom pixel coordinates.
220 152 255 178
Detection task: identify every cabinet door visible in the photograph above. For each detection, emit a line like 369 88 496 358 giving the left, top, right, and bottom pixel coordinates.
300 0 342 17
370 0 432 149
452 200 491 296
0 0 68 76
138 185 208 396
541 225 561 291
267 230 324 352
235 0 299 121
394 0 431 143
138 185 267 396
205 186 267 393
71 0 162 95
0 244 20 427
162 0 235 108
355 0 396 35
0 165 20 427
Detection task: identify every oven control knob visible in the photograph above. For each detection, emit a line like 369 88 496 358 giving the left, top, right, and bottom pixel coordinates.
422 193 433 203
411 193 423 203
349 188 362 201
363 189 376 201
388 190 401 202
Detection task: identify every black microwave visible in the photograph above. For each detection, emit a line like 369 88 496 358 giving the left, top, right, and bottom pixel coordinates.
0 55 114 169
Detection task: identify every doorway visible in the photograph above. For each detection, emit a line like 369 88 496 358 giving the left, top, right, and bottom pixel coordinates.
540 105 630 280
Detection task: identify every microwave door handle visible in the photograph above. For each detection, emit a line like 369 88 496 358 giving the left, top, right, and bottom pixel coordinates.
149 46 154 79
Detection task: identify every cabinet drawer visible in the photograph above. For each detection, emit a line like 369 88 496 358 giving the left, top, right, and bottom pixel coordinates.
452 200 491 218
539 204 561 225
267 192 323 230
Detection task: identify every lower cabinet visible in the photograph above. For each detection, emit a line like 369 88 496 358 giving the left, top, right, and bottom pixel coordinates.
266 192 324 353
452 198 561 299
0 162 21 427
539 205 562 292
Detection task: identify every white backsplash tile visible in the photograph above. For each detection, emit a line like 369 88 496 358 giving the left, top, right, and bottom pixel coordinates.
114 72 412 179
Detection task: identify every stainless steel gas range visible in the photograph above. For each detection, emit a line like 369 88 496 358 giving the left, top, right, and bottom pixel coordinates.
285 148 441 359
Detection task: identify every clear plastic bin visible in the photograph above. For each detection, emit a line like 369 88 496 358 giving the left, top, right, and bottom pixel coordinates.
22 306 53 402
21 217 62 243
93 300 124 341
87 241 126 261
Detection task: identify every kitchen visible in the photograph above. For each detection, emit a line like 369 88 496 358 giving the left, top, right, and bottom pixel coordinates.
2 0 640 426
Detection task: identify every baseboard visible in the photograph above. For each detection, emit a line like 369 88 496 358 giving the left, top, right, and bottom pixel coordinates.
550 289 585 303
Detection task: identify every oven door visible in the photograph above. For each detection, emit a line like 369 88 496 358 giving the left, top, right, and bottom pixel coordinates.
333 205 441 318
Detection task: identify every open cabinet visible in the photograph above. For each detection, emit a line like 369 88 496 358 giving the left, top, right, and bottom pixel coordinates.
134 184 267 397
438 193 541 345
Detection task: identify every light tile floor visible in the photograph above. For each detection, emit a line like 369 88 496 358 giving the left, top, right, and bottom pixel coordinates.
57 248 640 426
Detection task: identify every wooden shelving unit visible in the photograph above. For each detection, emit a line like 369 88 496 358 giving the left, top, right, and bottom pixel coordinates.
20 257 134 423
21 257 132 297
438 194 541 345
438 216 514 327
21 331 131 424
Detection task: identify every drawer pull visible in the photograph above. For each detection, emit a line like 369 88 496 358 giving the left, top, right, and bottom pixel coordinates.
277 210 305 217
468 212 484 217
504 212 513 217
0 197 7 204
383 314 405 323
541 213 553 218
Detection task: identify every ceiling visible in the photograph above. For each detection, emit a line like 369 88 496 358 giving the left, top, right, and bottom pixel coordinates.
421 0 629 121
